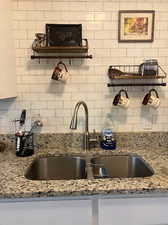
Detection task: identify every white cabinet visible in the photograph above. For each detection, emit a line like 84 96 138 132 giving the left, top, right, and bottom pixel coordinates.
0 0 16 99
0 198 92 225
1 196 168 225
99 197 168 225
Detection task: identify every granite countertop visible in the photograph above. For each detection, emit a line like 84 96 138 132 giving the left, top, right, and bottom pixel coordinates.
1 146 168 199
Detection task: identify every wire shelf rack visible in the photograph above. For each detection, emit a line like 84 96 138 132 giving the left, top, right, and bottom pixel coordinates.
108 64 167 87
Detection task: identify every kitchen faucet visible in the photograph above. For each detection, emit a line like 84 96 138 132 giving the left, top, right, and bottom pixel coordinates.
70 101 89 151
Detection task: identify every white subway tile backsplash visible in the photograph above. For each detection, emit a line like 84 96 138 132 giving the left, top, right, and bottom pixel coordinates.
31 101 47 109
94 30 112 39
67 2 86 11
44 12 63 21
103 22 118 31
142 49 158 57
0 0 166 134
27 11 45 21
136 3 154 10
40 109 55 117
86 22 103 31
156 22 168 31
110 48 127 57
93 48 111 57
18 1 36 10
47 101 63 109
19 40 32 49
14 30 27 40
86 2 103 11
117 57 135 64
152 40 167 48
160 31 168 39
52 2 70 11
34 1 52 11
119 3 138 10
104 2 120 11
127 49 143 57
158 48 168 56
153 3 168 12
85 13 94 21
89 40 104 49
94 12 111 21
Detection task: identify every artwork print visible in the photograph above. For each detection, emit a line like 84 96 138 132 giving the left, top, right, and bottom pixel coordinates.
118 11 155 42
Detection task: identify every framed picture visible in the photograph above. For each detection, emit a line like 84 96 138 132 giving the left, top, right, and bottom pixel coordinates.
46 24 82 47
118 10 155 42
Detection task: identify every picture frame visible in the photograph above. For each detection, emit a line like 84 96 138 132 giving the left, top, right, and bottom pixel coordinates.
46 24 82 47
118 10 155 42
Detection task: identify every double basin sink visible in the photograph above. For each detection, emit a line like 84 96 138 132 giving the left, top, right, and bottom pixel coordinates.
25 154 154 180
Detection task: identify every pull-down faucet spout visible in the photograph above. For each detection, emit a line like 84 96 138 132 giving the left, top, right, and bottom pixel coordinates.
70 101 89 151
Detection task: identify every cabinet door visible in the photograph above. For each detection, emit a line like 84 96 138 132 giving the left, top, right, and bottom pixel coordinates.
0 199 92 225
99 197 168 225
0 0 16 99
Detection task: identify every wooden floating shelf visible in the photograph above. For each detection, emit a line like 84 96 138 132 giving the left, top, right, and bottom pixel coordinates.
32 46 88 54
31 39 92 60
32 38 89 53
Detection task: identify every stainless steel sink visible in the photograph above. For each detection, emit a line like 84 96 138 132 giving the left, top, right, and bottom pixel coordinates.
25 156 86 180
91 155 154 178
25 154 154 181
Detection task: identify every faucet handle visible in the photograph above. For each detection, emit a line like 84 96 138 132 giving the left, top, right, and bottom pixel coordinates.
89 129 99 148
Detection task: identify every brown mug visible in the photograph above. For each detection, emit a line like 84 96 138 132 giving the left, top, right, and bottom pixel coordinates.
51 61 69 82
142 89 160 108
113 89 130 108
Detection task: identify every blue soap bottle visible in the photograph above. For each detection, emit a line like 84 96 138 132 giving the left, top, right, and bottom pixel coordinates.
100 129 116 150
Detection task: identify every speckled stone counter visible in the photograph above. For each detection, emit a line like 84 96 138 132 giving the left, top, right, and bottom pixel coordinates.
1 144 168 199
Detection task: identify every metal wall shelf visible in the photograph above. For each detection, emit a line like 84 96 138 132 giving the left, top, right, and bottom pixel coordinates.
107 64 167 87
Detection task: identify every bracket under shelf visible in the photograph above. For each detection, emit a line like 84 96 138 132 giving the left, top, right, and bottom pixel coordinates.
31 55 93 60
107 83 167 87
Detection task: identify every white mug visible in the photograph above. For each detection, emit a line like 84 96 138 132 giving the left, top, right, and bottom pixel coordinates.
51 61 70 82
118 95 130 108
142 89 160 108
113 89 130 108
148 95 160 108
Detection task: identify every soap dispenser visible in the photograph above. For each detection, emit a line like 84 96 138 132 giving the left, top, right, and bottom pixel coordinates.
100 129 116 150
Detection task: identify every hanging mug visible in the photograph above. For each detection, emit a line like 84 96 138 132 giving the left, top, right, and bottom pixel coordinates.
142 89 160 108
113 89 130 108
51 61 69 82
